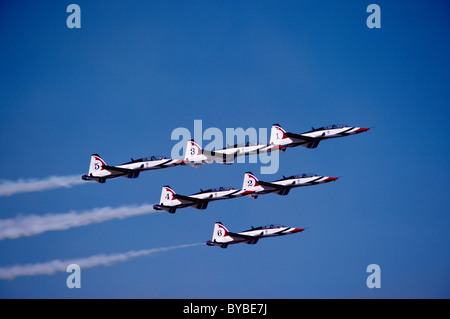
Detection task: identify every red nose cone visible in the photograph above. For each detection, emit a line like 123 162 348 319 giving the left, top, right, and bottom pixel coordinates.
355 127 370 133
325 177 339 182
292 228 305 233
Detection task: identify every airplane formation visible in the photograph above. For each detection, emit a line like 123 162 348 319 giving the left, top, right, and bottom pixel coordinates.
82 123 370 248
152 172 338 214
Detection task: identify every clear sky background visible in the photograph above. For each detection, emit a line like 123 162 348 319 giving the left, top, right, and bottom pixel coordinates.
0 1 449 298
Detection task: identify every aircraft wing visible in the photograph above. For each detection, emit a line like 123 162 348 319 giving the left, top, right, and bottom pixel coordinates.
257 180 287 189
150 159 179 169
102 165 135 174
285 132 314 141
200 149 216 157
256 181 291 195
203 149 239 163
285 132 320 148
172 193 207 204
221 189 242 198
226 231 256 240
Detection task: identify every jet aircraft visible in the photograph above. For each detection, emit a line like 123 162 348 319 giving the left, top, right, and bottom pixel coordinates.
241 171 339 198
183 139 267 167
183 124 370 166
153 185 244 214
268 123 370 150
206 222 304 248
82 154 183 183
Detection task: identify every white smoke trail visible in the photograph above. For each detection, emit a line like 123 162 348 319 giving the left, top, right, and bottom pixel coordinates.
0 174 85 197
0 204 159 240
0 243 202 280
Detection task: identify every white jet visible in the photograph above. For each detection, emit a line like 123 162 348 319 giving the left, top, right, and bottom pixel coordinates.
183 139 267 167
268 123 370 151
206 222 305 248
241 171 339 198
82 154 184 183
153 185 244 214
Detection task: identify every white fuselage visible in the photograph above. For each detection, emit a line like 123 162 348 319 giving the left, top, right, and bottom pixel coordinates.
155 188 243 210
190 144 269 165
114 159 180 175
207 224 304 248
242 173 338 197
259 175 336 194
234 226 301 239
182 189 241 204
214 144 269 158
301 126 364 139
278 126 369 148
85 158 183 181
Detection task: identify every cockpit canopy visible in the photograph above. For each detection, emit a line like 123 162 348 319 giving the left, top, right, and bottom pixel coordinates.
310 124 348 131
196 186 236 194
261 224 285 229
290 173 318 179
123 155 168 164
148 155 168 161
247 224 286 231
277 173 318 181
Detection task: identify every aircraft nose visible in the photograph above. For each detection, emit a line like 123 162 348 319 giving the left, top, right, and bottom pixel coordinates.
325 177 339 182
355 127 370 133
292 228 305 233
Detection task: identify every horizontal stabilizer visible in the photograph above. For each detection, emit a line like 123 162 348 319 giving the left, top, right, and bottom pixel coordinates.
153 204 177 214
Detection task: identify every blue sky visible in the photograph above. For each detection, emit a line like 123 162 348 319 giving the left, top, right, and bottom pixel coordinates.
0 1 449 298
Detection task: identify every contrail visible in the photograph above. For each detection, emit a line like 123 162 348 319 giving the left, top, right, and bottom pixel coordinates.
0 243 202 280
0 204 159 240
0 174 85 197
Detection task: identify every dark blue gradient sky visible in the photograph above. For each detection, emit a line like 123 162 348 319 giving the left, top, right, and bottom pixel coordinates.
0 1 449 298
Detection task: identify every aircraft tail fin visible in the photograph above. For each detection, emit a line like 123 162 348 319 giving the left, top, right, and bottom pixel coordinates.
242 171 260 191
184 140 202 159
269 124 288 145
211 222 229 242
184 139 204 167
88 154 108 176
160 185 176 206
